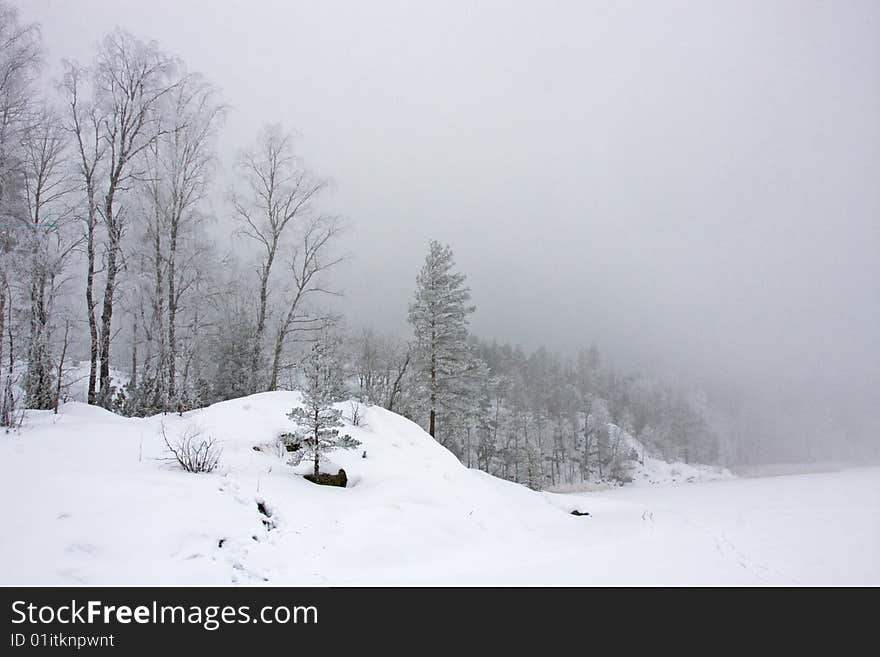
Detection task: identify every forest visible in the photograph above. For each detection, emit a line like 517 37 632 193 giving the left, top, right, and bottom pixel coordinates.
1 3 734 489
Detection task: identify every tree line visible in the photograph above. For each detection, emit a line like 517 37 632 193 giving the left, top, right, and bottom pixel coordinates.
351 240 721 488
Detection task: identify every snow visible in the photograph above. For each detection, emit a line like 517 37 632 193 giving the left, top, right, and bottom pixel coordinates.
627 454 733 486
548 428 734 493
1 392 877 585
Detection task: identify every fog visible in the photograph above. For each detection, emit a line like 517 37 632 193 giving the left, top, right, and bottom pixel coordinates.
17 0 879 460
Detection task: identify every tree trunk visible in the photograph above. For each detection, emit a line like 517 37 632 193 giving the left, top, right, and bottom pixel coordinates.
54 321 70 414
129 321 138 391
251 244 277 393
3 294 15 427
428 334 436 437
167 218 178 410
269 327 284 392
149 216 166 412
0 277 5 423
313 406 320 477
386 350 409 412
98 224 120 407
25 270 52 409
84 202 98 406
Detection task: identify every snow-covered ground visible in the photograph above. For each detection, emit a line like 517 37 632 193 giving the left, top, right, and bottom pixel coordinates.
1 392 876 585
547 430 734 492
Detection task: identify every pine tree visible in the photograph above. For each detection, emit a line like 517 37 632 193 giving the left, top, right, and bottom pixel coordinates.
407 240 476 442
287 333 360 477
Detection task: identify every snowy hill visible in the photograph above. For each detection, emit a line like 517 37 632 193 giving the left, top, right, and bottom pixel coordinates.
1 392 877 585
0 392 587 585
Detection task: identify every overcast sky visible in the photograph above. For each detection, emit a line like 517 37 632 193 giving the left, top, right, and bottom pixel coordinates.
16 0 880 451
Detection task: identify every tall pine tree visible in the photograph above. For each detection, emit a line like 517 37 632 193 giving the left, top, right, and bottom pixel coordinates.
407 240 475 442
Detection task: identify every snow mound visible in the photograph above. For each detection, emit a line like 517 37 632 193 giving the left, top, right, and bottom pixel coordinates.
0 392 601 585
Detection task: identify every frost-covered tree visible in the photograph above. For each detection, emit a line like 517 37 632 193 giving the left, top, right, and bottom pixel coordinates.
348 328 413 413
407 240 475 442
231 124 328 393
63 30 183 407
0 1 41 425
268 213 344 391
0 2 41 207
437 345 490 461
286 332 360 477
19 109 77 409
208 284 255 405
125 70 224 414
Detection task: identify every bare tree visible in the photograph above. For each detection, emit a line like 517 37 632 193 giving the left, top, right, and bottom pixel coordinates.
385 341 411 413
63 30 181 407
132 139 169 412
93 31 181 408
0 2 41 212
0 2 41 423
231 125 327 393
53 317 71 413
159 75 223 410
19 109 77 408
61 60 106 405
129 72 223 413
350 328 412 412
268 214 344 390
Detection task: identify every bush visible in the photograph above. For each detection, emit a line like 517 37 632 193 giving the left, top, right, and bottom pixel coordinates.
162 425 222 473
347 401 366 427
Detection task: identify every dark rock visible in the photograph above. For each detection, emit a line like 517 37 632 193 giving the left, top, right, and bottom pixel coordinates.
304 468 348 488
570 510 591 517
279 432 301 452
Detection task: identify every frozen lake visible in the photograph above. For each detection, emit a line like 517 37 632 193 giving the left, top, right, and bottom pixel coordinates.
548 466 880 585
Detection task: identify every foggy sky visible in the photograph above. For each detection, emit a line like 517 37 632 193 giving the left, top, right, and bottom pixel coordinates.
16 0 880 453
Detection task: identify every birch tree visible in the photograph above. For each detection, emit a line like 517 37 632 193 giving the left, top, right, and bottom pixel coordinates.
19 110 77 408
130 72 223 413
0 2 41 423
64 30 181 407
60 60 105 405
268 213 343 391
159 75 223 409
231 125 327 393
0 2 40 212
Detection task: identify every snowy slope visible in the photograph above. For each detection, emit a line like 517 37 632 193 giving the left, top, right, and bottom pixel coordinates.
618 429 734 486
547 426 732 493
0 392 877 585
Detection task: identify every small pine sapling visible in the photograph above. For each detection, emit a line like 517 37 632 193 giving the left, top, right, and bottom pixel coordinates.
287 334 360 477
